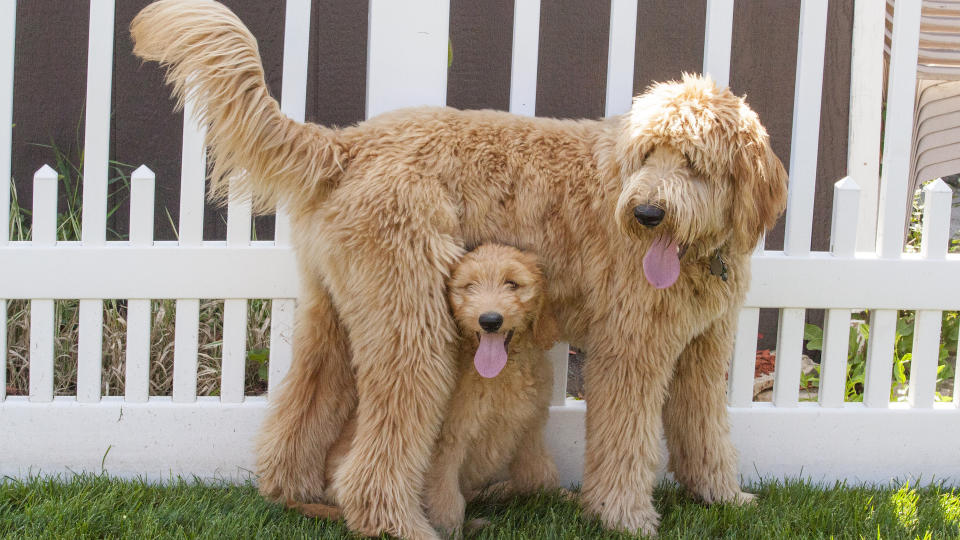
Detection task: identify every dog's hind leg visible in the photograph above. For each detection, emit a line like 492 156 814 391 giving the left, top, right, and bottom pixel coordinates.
317 183 463 540
663 313 754 505
255 279 356 504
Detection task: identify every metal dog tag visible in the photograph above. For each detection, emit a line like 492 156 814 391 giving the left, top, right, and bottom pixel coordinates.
710 252 728 282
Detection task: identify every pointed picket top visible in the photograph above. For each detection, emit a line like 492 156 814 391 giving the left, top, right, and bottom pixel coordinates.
920 178 953 260
132 164 155 181
130 165 156 246
830 176 861 257
834 175 860 191
924 177 953 195
32 165 58 246
34 164 58 180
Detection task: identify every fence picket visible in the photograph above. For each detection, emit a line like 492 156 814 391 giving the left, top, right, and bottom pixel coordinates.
125 166 155 403
729 307 760 407
876 0 922 258
702 0 734 87
81 0 114 246
172 97 206 403
848 0 885 252
604 0 638 117
783 0 828 256
172 298 199 402
76 1 116 402
773 308 805 407
908 179 953 408
263 0 312 397
509 0 541 116
222 179 252 403
29 166 58 403
0 0 13 248
0 0 12 402
0 298 5 400
820 177 860 407
549 343 568 406
76 300 102 402
267 299 294 396
366 0 449 118
863 309 897 407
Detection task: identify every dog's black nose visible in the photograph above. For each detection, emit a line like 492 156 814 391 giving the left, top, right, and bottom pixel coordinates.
478 312 503 332
633 205 665 228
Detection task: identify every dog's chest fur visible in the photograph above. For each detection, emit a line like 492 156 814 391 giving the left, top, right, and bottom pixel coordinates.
443 338 552 490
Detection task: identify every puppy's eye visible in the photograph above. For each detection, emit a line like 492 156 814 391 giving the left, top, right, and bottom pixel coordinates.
683 152 694 166
505 280 519 290
643 150 652 162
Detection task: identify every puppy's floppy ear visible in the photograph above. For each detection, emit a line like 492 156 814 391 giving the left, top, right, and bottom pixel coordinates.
730 103 788 253
532 301 560 349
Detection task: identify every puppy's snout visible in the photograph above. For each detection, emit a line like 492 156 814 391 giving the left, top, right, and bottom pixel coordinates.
478 312 504 332
633 205 665 228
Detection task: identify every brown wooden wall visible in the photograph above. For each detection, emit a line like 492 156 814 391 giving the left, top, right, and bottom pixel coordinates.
10 1 854 345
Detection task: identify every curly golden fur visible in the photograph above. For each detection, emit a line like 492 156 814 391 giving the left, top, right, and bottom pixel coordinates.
291 245 560 537
131 2 788 538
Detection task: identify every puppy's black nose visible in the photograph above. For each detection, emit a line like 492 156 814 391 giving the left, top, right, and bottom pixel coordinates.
478 312 503 332
633 205 665 228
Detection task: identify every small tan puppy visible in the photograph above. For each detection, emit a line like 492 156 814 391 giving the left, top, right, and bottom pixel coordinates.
293 244 560 536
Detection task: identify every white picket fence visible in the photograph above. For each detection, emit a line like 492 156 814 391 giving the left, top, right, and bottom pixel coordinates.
2 0 960 488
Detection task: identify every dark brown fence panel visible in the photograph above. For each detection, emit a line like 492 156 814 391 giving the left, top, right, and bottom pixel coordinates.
536 0 610 119
633 0 706 92
11 0 91 227
447 0 514 112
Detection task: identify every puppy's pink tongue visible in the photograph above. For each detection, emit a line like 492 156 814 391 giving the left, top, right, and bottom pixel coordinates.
642 235 681 289
474 333 508 378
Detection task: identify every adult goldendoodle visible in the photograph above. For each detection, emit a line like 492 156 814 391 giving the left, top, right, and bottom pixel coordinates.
132 2 787 538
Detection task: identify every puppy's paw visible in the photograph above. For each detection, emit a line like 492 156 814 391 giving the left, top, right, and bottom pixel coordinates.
464 517 492 533
730 490 756 506
589 499 660 538
424 487 466 539
691 483 756 506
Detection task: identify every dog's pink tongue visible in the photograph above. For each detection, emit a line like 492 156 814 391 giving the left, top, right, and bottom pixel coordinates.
474 333 508 378
642 235 681 289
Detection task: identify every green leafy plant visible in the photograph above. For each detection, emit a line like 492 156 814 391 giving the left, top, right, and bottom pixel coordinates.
803 310 958 403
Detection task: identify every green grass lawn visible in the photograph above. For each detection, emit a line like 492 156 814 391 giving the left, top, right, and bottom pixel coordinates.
2 475 959 539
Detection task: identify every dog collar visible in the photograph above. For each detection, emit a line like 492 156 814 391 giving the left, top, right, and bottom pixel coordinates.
709 251 728 281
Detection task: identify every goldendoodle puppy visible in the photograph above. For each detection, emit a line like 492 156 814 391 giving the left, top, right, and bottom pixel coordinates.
131 2 787 538
292 244 560 537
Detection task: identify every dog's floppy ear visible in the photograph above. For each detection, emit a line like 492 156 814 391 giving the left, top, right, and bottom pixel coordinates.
730 104 788 253
532 301 560 349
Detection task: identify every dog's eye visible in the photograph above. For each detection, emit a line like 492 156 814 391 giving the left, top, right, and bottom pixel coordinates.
505 280 519 290
643 150 652 163
683 152 694 167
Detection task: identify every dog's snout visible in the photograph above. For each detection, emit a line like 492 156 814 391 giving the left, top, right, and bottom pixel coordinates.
478 312 504 332
633 205 665 228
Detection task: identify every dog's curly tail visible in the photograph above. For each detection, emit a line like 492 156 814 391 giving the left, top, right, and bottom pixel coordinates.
131 0 349 212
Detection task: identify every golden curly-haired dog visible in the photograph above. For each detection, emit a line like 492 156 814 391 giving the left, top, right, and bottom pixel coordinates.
291 244 560 537
131 1 787 538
